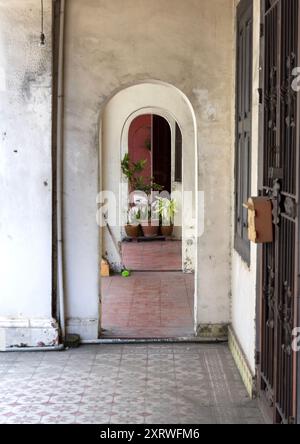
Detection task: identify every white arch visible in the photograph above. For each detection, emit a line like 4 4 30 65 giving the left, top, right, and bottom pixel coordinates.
100 81 198 333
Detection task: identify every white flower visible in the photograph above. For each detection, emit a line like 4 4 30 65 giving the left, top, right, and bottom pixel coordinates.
128 206 140 225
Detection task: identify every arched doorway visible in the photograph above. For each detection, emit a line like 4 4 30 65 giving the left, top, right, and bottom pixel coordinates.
121 113 182 275
99 81 198 339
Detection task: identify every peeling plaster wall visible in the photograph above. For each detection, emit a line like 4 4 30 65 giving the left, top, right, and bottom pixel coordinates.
0 0 56 346
64 0 235 337
231 0 261 374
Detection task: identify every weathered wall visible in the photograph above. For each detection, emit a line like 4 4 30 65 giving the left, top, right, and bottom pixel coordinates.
0 0 58 347
64 0 235 337
0 0 236 344
231 0 261 373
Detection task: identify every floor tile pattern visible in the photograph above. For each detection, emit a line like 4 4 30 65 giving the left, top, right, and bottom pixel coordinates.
0 344 264 424
102 272 194 338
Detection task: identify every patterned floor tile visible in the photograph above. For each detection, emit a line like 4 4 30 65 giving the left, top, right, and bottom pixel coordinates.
0 344 264 424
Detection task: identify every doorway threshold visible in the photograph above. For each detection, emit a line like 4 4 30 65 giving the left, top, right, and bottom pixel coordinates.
124 236 166 243
81 337 228 345
127 269 183 273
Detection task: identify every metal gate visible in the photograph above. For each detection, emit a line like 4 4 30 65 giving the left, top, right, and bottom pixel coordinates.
259 0 300 424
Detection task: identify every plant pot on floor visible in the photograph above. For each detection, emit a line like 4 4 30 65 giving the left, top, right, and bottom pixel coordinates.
161 224 174 237
142 223 159 238
125 224 139 238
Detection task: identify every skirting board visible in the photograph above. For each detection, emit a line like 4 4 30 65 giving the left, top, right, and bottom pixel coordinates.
66 317 99 341
197 323 228 340
228 326 256 399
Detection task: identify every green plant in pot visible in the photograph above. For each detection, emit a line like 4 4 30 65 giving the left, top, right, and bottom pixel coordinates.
121 153 163 238
121 153 163 195
155 197 177 237
140 202 160 238
121 154 147 191
125 206 141 238
134 176 163 195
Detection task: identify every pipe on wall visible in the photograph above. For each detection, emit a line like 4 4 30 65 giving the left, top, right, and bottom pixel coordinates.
81 338 228 345
4 345 65 353
56 0 66 341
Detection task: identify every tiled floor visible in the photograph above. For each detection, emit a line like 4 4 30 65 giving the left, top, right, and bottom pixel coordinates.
0 344 264 424
122 240 182 271
101 272 194 338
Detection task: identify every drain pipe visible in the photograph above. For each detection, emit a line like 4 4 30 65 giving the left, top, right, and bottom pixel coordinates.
81 338 228 345
4 345 64 353
56 0 66 341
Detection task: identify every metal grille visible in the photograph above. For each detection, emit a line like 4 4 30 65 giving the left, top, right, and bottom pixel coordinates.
260 0 299 424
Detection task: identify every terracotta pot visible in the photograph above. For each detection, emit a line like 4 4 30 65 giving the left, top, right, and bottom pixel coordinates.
161 224 174 237
142 223 159 238
125 224 139 238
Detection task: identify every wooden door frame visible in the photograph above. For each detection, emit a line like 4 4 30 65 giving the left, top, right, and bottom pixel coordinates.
234 0 253 266
152 114 172 194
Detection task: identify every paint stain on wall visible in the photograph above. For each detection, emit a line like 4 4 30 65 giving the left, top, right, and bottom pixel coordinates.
193 88 217 122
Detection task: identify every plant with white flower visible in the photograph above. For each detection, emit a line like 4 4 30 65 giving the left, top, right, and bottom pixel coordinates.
127 206 142 226
154 197 177 226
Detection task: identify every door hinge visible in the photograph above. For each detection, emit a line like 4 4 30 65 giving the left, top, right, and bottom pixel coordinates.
258 88 263 104
260 23 264 38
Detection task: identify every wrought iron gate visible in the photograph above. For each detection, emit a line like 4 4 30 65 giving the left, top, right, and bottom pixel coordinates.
259 0 300 424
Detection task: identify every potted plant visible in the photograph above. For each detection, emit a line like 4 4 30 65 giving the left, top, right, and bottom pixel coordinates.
121 153 147 192
125 206 141 238
155 197 177 237
121 153 163 237
141 202 159 238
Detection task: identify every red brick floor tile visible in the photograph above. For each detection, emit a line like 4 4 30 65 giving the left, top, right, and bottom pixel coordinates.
122 240 182 271
101 271 194 338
